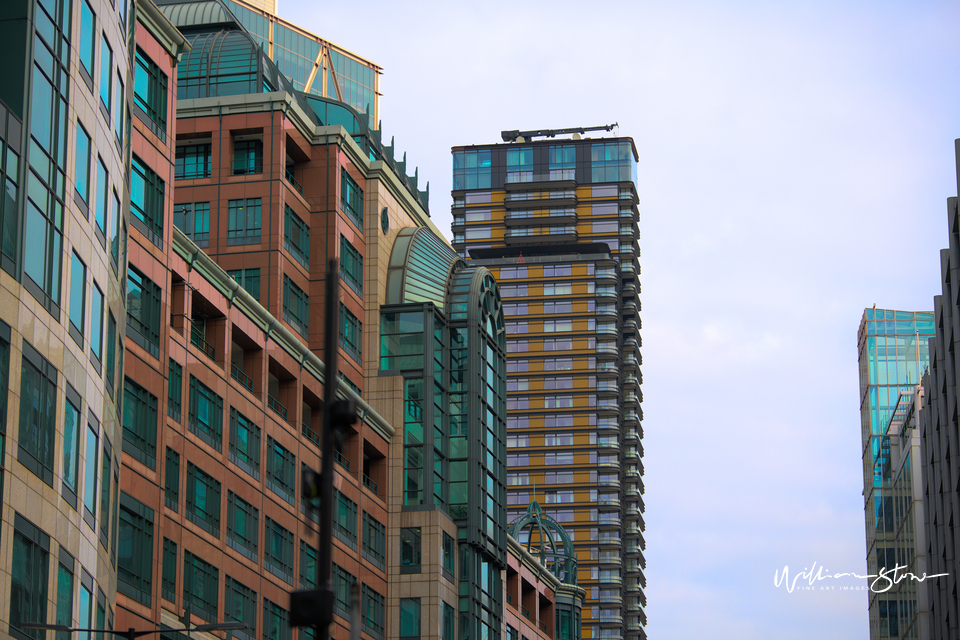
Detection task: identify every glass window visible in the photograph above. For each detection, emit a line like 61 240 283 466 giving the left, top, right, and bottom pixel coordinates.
174 202 210 246
227 198 261 245
505 146 533 183
55 554 74 640
188 375 223 452
164 447 179 511
332 564 354 617
90 283 103 363
233 139 262 175
79 1 95 78
109 190 121 270
105 312 116 392
10 515 50 640
162 538 177 602
126 266 161 356
227 268 260 302
361 586 385 640
130 155 164 247
69 253 86 339
400 527 421 572
229 408 260 479
83 423 98 519
122 377 157 469
99 441 112 544
224 576 257 640
186 462 220 537
282 275 308 338
117 492 153 605
339 303 362 364
168 358 182 422
284 205 309 268
452 150 491 189
18 343 57 486
262 599 290 640
266 436 295 504
99 38 112 113
226 491 258 561
442 603 455 640
399 599 420 640
62 386 81 503
299 540 317 589
340 168 363 228
442 533 455 577
95 157 108 239
264 517 294 584
175 144 211 179
183 551 218 621
333 489 357 549
361 512 385 569
134 48 168 137
75 124 91 204
114 73 124 143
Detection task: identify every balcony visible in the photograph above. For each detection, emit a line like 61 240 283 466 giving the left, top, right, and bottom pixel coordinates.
623 355 638 368
597 399 619 412
596 361 619 374
190 324 216 360
596 342 619 356
620 261 635 274
598 575 623 587
598 532 621 546
595 268 617 282
597 495 620 508
334 449 351 472
231 363 254 393
598 476 620 489
623 374 638 387
285 166 303 195
302 422 321 448
596 287 617 299
597 380 619 393
363 473 379 496
597 323 619 336
598 458 621 471
268 394 288 422
597 420 620 433
596 306 618 318
598 593 623 605
598 438 620 450
624 447 639 460
624 392 639 405
624 428 638 443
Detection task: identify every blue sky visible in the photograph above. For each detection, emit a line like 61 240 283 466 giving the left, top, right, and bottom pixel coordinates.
282 1 960 637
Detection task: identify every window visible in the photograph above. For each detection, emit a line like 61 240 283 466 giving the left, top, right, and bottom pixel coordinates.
18 342 57 486
90 283 103 365
189 375 223 452
105 313 117 393
134 48 168 138
400 528 421 572
130 155 165 247
62 386 81 505
227 198 261 245
186 462 221 537
168 359 182 422
224 577 257 640
229 408 260 479
339 303 362 364
109 190 121 270
114 73 124 143
233 139 263 175
262 599 290 640
69 253 86 342
505 321 527 335
442 533 455 578
122 377 158 469
499 267 527 279
266 437 295 504
100 39 112 114
162 539 177 602
284 205 309 268
399 599 421 640
362 512 385 569
79 1 95 80
228 269 260 301
99 441 112 545
506 359 528 373
340 168 363 228
506 339 528 353
332 564 354 617
226 492 258 561
465 226 491 240
175 145 211 179
264 517 294 584
333 489 357 549
117 492 153 605
95 158 108 241
164 448 179 511
174 202 210 246
543 301 573 314
10 515 50 640
183 551 218 621
75 124 91 205
361 586 385 640
506 146 533 183
453 149 491 189
500 285 527 297
549 145 576 180
442 602 455 640
282 276 308 338
299 540 317 589
56 553 75 640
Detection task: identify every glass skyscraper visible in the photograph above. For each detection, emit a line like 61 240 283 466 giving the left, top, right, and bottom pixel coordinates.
857 308 935 639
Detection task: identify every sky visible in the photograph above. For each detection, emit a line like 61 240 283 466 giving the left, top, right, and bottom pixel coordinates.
280 2 960 637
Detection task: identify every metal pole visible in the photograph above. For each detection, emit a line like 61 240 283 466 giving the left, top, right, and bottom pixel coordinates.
317 258 340 640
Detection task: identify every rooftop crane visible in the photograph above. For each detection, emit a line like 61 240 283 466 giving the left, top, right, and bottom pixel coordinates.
500 123 618 143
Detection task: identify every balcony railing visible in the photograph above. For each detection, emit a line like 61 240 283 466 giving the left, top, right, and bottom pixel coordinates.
268 394 288 422
285 166 303 194
190 324 215 360
302 422 321 448
363 473 379 496
521 606 530 620
596 343 619 355
538 621 547 633
334 449 351 472
231 363 253 392
597 324 618 335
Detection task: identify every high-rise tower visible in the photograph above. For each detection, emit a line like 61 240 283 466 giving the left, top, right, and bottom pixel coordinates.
451 128 646 640
857 309 935 639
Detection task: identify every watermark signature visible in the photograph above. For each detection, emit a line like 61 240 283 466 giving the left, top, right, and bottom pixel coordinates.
775 561 948 593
